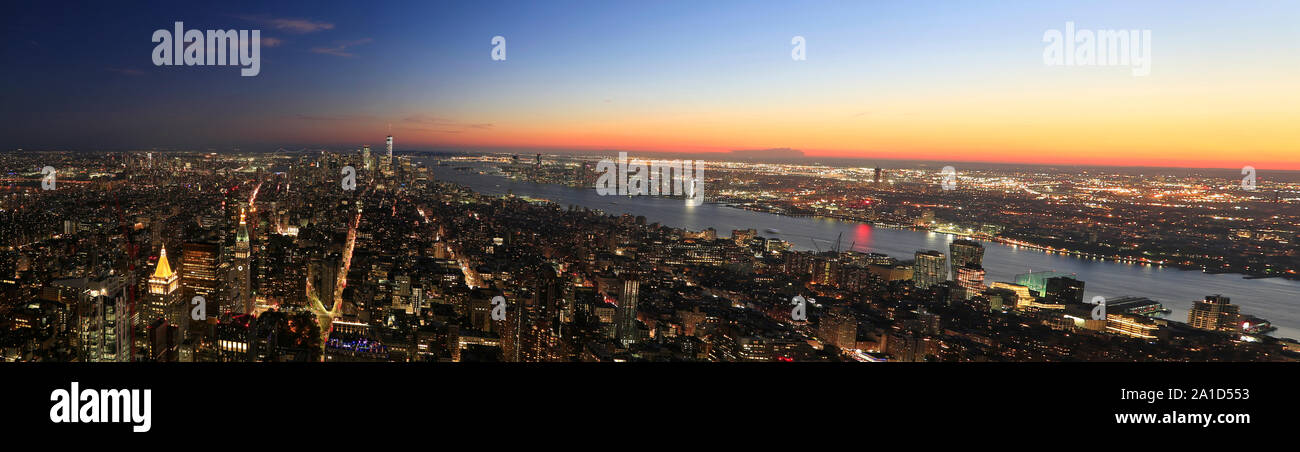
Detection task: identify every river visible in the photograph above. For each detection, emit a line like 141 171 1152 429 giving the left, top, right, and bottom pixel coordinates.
426 161 1300 340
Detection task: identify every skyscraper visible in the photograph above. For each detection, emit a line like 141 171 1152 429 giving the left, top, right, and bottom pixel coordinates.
144 246 184 342
148 246 184 336
57 277 129 362
949 239 984 276
954 263 986 299
380 135 395 177
616 277 640 346
233 209 252 315
181 241 219 302
913 250 946 289
308 256 338 307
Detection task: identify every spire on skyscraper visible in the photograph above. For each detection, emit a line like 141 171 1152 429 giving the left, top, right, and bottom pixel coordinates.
152 246 174 280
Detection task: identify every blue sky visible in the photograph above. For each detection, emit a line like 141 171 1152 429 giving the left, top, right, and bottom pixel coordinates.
2 1 1298 168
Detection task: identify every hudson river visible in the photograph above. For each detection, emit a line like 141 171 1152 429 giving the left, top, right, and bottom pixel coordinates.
428 162 1300 339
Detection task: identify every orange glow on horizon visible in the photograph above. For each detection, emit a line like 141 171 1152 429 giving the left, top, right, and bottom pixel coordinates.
261 76 1300 170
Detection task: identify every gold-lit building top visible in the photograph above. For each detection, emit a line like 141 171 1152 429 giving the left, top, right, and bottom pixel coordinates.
149 246 179 294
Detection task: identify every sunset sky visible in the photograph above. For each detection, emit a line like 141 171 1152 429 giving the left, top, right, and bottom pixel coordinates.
3 0 1299 169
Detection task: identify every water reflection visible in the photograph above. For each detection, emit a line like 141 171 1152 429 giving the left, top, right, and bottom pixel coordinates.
428 161 1300 339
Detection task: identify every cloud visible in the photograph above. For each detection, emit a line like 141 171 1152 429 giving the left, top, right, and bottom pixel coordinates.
311 38 373 57
396 126 464 134
261 37 283 47
240 15 334 34
403 113 452 124
403 114 493 131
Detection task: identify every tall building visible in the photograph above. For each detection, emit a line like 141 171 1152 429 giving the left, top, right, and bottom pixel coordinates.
949 239 985 276
954 263 986 299
233 209 252 315
56 277 130 362
142 247 171 326
811 256 840 287
818 306 857 350
181 241 219 302
308 256 338 307
873 166 883 184
380 135 395 177
1188 294 1241 332
147 246 185 343
362 145 372 171
616 277 640 346
913 250 946 289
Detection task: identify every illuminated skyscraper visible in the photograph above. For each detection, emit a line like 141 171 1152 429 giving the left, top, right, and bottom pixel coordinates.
949 239 984 276
145 246 182 327
181 241 219 301
380 135 395 176
233 209 252 315
145 246 185 360
913 250 946 290
616 277 640 346
57 277 129 362
362 145 372 171
954 264 986 299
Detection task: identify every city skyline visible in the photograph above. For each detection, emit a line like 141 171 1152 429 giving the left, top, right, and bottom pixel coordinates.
4 1 1300 169
4 146 1297 362
4 2 1294 437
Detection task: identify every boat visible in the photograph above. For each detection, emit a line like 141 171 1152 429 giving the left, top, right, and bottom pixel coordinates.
765 228 781 234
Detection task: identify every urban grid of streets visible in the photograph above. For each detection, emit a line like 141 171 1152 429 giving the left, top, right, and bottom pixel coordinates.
0 149 1297 362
